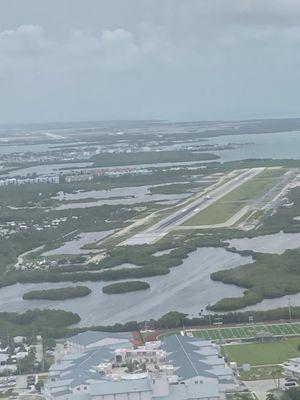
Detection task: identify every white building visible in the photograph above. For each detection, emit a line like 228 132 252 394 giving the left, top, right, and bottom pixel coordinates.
283 357 300 380
43 332 236 400
0 353 17 374
114 342 166 366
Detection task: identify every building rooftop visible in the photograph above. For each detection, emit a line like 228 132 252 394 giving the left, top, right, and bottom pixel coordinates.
49 348 112 389
0 353 9 362
162 334 235 383
89 378 151 396
67 331 133 348
287 357 300 364
45 333 226 400
157 383 220 400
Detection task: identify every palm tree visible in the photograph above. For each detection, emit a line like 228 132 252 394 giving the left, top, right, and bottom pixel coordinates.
271 371 277 389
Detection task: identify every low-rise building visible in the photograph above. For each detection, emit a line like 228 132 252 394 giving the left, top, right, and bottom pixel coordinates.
283 357 300 380
65 331 133 354
161 335 239 392
0 353 17 374
43 332 241 400
65 175 93 183
0 175 59 186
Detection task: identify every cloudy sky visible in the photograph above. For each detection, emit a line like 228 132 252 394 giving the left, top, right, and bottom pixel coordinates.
1 0 300 123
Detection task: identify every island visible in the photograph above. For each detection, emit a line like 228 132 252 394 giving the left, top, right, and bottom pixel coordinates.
102 281 150 294
23 286 92 300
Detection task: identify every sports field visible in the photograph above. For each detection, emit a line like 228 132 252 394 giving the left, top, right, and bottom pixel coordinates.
221 337 300 366
183 168 282 226
189 322 300 340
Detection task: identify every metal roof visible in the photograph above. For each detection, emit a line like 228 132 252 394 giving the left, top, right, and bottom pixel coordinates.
89 378 151 395
67 331 132 347
162 334 234 383
47 347 112 391
157 383 220 399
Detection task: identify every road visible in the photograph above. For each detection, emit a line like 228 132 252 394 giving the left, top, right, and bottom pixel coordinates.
245 379 284 400
123 167 265 245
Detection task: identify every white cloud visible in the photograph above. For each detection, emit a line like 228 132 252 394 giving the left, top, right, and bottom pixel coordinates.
0 25 54 58
0 24 176 75
1 0 300 122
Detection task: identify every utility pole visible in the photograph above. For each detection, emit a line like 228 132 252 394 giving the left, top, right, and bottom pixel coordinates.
289 297 292 321
207 304 212 326
42 336 45 372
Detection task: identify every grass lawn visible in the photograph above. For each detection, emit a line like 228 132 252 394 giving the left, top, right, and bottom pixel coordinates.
183 168 282 226
221 338 300 366
239 365 282 381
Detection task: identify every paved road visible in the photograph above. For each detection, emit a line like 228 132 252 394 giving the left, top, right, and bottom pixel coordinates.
245 378 284 400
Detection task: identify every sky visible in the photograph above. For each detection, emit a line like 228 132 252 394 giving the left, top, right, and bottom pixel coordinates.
1 0 300 123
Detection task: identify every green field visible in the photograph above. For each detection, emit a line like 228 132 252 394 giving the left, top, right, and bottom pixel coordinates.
221 338 300 366
166 322 300 381
238 365 283 381
183 168 282 226
189 322 300 340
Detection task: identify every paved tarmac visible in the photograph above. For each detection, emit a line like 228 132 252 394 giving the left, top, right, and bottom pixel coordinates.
123 167 264 245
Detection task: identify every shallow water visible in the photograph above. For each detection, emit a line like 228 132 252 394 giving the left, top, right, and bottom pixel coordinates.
4 131 300 179
228 231 300 254
153 248 175 256
207 130 300 162
53 185 188 209
0 247 252 326
42 230 114 256
245 293 300 313
109 263 140 270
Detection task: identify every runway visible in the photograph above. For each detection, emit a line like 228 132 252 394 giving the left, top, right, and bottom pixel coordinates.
122 167 265 245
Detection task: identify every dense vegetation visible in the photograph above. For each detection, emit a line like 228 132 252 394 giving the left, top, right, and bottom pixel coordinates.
262 186 300 233
2 160 300 310
0 233 229 287
149 182 200 195
211 249 300 311
8 265 169 285
0 198 150 278
95 233 226 270
200 185 300 311
23 286 91 300
278 387 300 400
0 309 80 337
102 281 150 294
1 306 300 340
154 307 300 330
